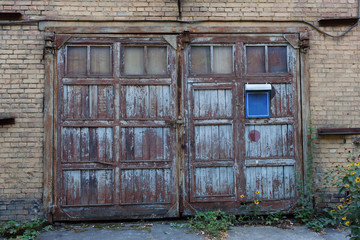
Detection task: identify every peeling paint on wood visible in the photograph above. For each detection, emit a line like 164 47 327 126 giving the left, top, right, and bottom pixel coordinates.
121 168 171 204
245 166 295 200
245 125 294 158
63 170 113 205
53 34 301 220
55 37 178 221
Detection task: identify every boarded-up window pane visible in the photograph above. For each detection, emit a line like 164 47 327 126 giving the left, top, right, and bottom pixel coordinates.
124 47 144 75
67 46 87 75
213 47 233 74
268 46 287 73
147 47 167 75
191 46 210 74
246 46 265 74
90 46 111 75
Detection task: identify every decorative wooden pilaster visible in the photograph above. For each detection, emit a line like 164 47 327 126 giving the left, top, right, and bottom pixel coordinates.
43 33 55 222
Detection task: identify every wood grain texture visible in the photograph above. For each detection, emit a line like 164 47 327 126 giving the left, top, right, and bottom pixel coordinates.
193 89 232 119
245 124 294 158
61 127 114 163
245 166 295 200
125 85 171 119
121 127 171 161
194 125 233 160
63 170 113 205
63 85 114 119
271 84 293 117
120 168 171 203
194 167 235 197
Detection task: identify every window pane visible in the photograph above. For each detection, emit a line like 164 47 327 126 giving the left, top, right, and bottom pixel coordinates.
246 46 265 74
191 46 210 74
147 47 167 75
67 46 87 75
213 46 233 74
90 46 111 75
124 47 144 75
268 46 287 73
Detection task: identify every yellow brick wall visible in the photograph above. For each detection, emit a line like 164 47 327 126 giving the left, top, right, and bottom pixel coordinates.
38 0 358 20
0 23 45 220
1 0 360 218
309 26 360 192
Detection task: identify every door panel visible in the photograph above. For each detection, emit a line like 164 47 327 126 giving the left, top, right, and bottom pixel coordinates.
55 38 178 221
62 85 114 120
63 169 114 205
120 127 172 161
183 39 299 215
194 167 235 197
124 85 171 119
61 127 114 163
120 168 171 204
187 83 238 204
245 124 294 158
245 165 295 200
194 125 233 160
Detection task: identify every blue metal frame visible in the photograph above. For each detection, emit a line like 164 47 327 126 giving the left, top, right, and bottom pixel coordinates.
245 91 271 118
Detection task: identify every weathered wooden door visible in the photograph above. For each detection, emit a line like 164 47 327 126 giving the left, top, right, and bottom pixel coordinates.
183 36 300 214
54 37 179 220
53 34 301 220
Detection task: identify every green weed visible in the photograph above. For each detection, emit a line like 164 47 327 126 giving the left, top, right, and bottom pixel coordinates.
0 218 52 240
186 210 235 239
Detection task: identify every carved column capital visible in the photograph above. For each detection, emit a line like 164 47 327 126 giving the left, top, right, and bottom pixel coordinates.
45 34 55 55
299 31 310 53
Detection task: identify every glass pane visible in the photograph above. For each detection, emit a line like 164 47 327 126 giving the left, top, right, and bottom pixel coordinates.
190 46 210 74
268 46 287 73
124 47 144 75
67 46 87 75
147 47 168 75
246 46 265 74
90 46 111 75
213 46 233 74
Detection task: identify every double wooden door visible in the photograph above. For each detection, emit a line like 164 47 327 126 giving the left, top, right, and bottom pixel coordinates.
53 35 300 221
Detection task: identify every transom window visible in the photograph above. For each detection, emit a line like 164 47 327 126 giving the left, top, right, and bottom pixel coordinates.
245 45 288 74
122 46 169 76
190 45 234 75
66 46 112 76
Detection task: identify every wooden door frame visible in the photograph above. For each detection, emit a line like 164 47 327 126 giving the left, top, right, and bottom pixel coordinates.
43 26 310 221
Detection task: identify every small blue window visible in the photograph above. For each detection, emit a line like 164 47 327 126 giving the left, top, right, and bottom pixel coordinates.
245 84 271 118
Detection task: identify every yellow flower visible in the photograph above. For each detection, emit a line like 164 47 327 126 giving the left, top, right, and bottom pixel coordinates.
345 221 350 226
345 184 349 188
337 205 343 210
342 216 346 220
356 177 360 183
254 200 259 205
351 172 356 175
355 162 360 166
330 210 335 213
339 228 344 232
255 191 260 194
240 195 245 198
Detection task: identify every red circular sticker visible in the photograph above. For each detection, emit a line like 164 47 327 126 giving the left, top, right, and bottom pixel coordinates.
249 130 260 142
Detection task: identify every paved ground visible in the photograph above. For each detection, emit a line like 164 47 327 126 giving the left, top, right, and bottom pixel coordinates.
29 221 349 240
